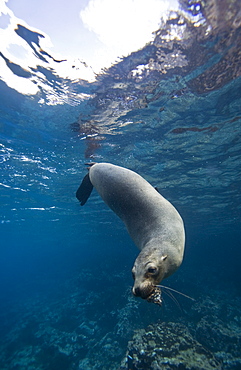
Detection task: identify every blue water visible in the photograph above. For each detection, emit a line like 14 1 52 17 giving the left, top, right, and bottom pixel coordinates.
1 2 241 369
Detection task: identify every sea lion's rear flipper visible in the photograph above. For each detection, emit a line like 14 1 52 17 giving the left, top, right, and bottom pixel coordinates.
76 173 93 206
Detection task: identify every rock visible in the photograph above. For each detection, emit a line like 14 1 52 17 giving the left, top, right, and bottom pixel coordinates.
119 322 222 370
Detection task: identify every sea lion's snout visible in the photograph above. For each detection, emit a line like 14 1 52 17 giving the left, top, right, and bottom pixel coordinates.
132 284 154 300
132 283 162 306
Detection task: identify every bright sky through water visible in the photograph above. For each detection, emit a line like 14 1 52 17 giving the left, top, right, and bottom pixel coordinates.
0 0 179 94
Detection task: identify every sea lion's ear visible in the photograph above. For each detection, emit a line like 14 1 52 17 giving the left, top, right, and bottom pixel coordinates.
161 255 167 261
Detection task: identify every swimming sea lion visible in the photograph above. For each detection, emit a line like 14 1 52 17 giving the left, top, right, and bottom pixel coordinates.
76 163 185 305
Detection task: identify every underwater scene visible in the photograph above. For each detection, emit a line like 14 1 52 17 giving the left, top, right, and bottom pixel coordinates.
0 0 241 369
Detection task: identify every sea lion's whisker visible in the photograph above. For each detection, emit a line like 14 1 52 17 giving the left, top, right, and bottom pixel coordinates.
162 289 182 310
156 285 195 301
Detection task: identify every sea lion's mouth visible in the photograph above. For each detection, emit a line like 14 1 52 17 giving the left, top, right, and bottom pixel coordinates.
133 284 162 304
133 284 154 299
146 286 162 306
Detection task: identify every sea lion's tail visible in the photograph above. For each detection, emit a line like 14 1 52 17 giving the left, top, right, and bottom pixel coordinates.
76 173 93 206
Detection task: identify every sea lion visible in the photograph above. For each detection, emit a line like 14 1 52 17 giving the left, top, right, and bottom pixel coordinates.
76 163 185 305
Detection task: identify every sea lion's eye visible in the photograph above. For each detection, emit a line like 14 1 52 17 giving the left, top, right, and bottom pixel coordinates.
147 267 157 274
132 271 135 280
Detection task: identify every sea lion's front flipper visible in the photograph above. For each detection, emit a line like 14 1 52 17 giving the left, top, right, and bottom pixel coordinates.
76 173 93 206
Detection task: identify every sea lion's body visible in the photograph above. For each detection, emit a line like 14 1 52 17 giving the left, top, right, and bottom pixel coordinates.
76 163 185 303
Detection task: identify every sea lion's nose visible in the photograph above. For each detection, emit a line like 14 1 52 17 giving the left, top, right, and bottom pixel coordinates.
132 287 141 296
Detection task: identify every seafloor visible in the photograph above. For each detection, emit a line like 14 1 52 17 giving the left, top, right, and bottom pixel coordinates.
0 269 240 370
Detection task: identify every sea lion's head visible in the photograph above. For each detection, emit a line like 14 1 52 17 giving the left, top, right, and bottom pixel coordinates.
131 247 168 301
